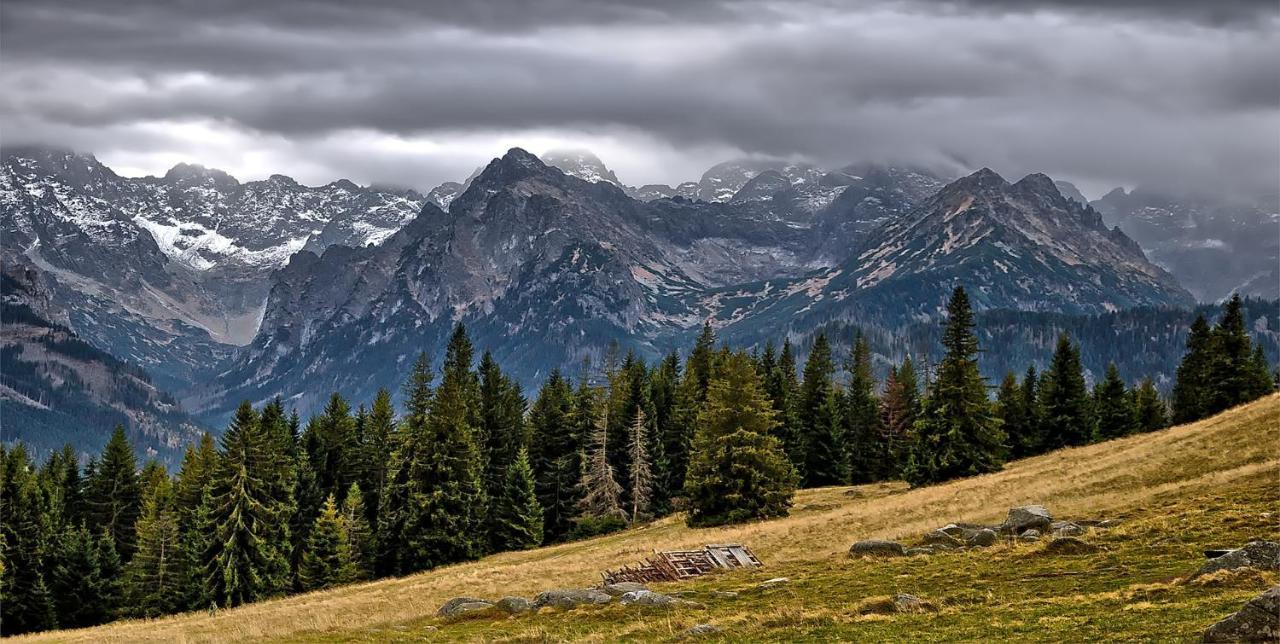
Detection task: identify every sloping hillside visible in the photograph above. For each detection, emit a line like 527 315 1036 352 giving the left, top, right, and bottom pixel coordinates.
27 395 1279 642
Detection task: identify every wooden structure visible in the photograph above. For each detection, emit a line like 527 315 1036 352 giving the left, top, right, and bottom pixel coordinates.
602 543 762 585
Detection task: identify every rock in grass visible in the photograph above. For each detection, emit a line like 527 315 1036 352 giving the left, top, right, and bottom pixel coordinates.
532 588 612 609
620 590 677 606
602 582 648 597
850 539 906 557
495 596 532 614
1192 541 1280 579
437 597 495 617
999 505 1052 535
1202 585 1280 642
684 623 721 636
1052 521 1087 537
711 591 739 599
966 528 999 547
1018 529 1042 543
922 530 965 548
1043 537 1099 555
905 546 935 556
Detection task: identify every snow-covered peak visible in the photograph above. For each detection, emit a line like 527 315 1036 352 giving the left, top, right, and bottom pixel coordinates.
540 149 622 185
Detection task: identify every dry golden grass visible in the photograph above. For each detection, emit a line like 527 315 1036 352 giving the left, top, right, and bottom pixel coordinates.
24 394 1280 643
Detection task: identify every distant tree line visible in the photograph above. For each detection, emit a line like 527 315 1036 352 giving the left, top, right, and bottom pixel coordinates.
2 290 1273 634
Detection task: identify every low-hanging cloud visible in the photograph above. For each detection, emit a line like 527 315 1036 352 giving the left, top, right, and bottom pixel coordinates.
1 0 1276 199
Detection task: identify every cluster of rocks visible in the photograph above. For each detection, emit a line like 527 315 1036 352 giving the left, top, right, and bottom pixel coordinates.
848 506 1116 558
437 581 703 619
1194 541 1279 641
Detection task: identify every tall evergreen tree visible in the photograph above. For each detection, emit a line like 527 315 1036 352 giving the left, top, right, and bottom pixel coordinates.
491 448 544 550
359 389 395 531
843 331 886 483
1131 377 1168 433
205 401 290 607
478 351 527 552
1012 366 1045 457
1206 294 1261 414
1246 345 1276 400
903 287 1005 485
338 483 373 583
376 353 433 576
1171 315 1212 424
124 474 181 617
994 372 1024 456
685 351 798 527
668 323 717 493
86 426 142 561
398 325 486 571
769 339 805 474
304 393 358 502
1039 333 1094 448
879 357 920 473
1 445 58 633
1093 363 1137 441
651 350 682 513
527 369 582 543
800 333 844 486
173 435 217 610
299 494 345 592
48 523 109 629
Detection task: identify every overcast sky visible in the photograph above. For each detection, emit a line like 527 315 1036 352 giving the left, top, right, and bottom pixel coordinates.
2 0 1277 199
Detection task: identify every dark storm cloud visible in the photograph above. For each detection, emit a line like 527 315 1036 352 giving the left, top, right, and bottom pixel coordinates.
1 0 1276 197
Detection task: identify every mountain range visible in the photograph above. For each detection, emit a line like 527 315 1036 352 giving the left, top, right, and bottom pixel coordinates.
1 144 1273 453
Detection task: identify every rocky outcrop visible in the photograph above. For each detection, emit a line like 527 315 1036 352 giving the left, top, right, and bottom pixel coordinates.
850 540 906 557
1202 586 1280 642
1192 541 1280 580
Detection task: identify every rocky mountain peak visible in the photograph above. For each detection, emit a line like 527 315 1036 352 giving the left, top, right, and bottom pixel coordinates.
163 162 239 188
540 148 621 185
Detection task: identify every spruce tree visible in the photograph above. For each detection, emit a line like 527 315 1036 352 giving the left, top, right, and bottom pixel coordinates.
843 331 886 483
879 357 920 474
1039 333 1094 448
626 408 655 522
338 483 373 583
903 287 1005 485
87 426 142 561
1132 377 1168 433
1 445 59 633
1246 345 1276 400
48 524 109 629
359 389 395 531
1014 366 1045 457
305 393 358 502
1093 363 1137 441
376 353 432 576
668 323 717 494
766 339 805 474
685 351 798 527
95 527 125 620
800 333 844 486
527 369 582 543
994 372 1024 456
478 351 527 552
650 350 681 514
399 325 486 570
1171 315 1212 423
205 401 290 607
124 474 181 617
491 448 544 550
299 494 345 592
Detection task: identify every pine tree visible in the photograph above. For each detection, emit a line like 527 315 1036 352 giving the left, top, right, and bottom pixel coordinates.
94 527 125 620
1205 294 1253 414
685 351 798 527
1012 366 1045 457
491 448 544 550
338 483 373 583
398 325 486 571
86 425 142 561
626 408 655 522
667 323 717 494
359 389 395 532
1132 377 1168 433
299 494 345 591
48 524 109 629
1171 315 1212 424
800 333 845 486
478 351 527 553
577 400 625 523
376 353 432 576
879 357 920 473
994 372 1024 456
124 474 181 617
1 445 59 633
205 401 291 607
1093 363 1137 441
769 339 805 474
173 434 217 610
304 393 358 502
843 331 886 483
903 287 1005 485
1039 333 1094 448
1246 345 1276 400
650 350 681 514
527 369 582 543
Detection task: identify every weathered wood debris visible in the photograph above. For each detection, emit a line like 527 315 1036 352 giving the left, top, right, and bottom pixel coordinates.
602 543 762 584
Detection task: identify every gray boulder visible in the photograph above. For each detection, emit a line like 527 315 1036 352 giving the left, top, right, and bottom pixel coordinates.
602 582 648 597
495 596 533 614
966 528 999 547
999 505 1052 535
939 523 986 538
905 546 936 556
1018 529 1042 543
533 588 612 609
1202 585 1279 642
437 597 495 617
922 530 964 548
620 590 677 606
850 539 906 557
1044 537 1099 555
684 624 721 637
1193 541 1280 579
1052 521 1087 537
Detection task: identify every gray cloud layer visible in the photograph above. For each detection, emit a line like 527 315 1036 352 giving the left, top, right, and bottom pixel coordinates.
2 0 1277 198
